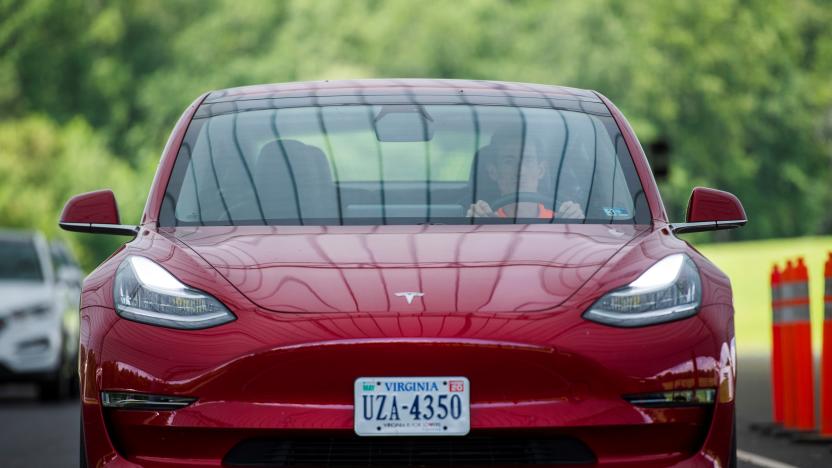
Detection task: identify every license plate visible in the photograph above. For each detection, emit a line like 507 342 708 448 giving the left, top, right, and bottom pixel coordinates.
354 377 470 436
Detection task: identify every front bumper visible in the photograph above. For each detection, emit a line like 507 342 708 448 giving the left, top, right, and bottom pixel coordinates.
81 304 736 467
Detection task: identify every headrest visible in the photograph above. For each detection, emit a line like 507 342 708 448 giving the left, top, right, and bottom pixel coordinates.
253 139 337 219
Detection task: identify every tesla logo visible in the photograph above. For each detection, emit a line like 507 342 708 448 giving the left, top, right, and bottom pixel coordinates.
394 292 424 304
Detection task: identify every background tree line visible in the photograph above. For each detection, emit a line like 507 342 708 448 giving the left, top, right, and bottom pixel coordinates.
1 0 831 270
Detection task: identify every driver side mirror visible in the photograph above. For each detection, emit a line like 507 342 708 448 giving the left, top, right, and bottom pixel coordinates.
58 189 138 236
672 187 747 234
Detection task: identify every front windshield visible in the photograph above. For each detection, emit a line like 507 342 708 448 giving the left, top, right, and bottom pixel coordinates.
0 238 44 281
161 103 649 226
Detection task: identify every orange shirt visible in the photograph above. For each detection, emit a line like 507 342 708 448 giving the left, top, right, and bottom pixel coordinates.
495 203 555 219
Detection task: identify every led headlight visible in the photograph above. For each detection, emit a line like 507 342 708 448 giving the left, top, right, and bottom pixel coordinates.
583 254 701 327
114 256 235 329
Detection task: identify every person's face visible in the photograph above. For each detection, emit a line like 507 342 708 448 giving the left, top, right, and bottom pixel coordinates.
486 145 546 195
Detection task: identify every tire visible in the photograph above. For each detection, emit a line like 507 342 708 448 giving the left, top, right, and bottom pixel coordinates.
69 363 81 397
38 334 73 401
729 408 738 468
80 419 88 468
37 370 69 401
68 353 81 398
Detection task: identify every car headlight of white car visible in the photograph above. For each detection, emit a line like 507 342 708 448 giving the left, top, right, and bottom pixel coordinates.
583 254 701 327
9 303 52 321
114 256 235 330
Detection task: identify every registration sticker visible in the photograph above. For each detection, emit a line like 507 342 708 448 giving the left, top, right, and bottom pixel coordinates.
354 377 470 436
603 207 630 217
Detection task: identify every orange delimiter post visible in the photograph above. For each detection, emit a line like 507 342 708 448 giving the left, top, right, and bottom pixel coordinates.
793 257 815 431
770 265 784 425
781 260 798 429
821 252 832 436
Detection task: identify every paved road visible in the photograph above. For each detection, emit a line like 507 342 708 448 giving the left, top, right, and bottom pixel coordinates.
0 385 79 467
735 355 832 467
0 354 829 467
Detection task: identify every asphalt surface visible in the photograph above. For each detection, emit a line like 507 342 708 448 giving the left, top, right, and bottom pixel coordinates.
0 384 79 467
734 354 832 467
0 354 830 467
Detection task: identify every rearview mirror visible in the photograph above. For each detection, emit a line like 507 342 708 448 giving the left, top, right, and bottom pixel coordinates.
58 190 138 236
373 105 435 142
671 187 747 234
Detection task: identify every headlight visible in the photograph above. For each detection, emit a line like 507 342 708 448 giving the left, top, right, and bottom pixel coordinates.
114 256 235 329
583 254 701 327
10 303 52 321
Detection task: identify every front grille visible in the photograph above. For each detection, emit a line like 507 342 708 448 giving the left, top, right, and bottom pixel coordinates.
223 435 596 467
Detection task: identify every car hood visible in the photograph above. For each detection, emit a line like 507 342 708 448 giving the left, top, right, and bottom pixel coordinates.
167 224 650 313
0 281 52 316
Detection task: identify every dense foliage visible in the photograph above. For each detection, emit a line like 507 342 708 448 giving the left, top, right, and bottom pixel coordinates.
1 0 830 269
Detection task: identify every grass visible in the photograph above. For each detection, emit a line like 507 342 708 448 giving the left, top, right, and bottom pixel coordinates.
697 236 832 355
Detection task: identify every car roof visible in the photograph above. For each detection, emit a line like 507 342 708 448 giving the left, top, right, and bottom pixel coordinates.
204 79 600 104
0 229 39 241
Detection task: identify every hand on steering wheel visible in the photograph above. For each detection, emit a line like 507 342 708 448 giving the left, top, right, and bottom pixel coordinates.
467 192 553 218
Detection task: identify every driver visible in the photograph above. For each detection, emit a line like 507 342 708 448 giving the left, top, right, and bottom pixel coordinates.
467 135 585 219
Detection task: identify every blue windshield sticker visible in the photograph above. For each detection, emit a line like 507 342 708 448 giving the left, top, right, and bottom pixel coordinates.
603 207 630 217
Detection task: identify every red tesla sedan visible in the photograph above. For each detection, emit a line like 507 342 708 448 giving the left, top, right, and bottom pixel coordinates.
61 79 745 467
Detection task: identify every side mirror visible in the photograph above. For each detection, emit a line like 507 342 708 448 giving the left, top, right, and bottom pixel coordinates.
58 190 138 236
672 187 747 234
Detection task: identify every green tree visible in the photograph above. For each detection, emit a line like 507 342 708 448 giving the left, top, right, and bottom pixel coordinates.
1 0 831 268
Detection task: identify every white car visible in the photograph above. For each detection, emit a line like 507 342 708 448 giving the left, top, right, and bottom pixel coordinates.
0 230 80 400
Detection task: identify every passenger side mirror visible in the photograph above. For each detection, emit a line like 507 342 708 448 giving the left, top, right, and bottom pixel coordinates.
59 190 138 236
671 187 747 234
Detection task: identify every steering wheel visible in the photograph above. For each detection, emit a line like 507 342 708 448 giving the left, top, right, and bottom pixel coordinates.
490 192 553 211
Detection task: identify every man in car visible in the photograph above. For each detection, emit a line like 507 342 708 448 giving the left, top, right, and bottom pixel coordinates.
467 134 585 219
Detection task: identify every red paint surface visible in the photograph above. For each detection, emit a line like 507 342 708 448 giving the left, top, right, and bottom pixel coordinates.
685 187 747 223
60 189 121 225
72 81 738 467
165 224 650 314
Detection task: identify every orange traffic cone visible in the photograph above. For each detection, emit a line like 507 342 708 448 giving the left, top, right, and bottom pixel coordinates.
771 264 785 425
821 253 832 436
781 260 798 430
792 257 815 432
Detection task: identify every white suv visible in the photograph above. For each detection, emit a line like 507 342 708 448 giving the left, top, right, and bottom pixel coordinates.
0 231 80 400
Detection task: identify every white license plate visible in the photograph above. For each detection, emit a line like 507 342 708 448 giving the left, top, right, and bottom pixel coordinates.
354 377 470 436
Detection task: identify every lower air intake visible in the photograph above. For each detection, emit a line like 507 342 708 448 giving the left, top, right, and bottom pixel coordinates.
223 435 596 467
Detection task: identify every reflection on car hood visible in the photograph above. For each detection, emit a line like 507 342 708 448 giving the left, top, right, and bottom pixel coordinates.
168 224 649 313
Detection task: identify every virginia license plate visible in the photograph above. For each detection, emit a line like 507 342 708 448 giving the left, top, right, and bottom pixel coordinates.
354 377 470 436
